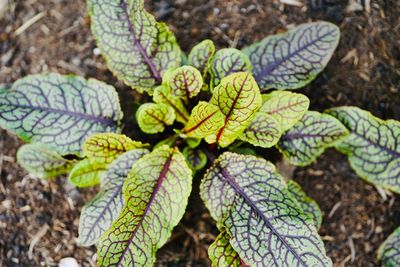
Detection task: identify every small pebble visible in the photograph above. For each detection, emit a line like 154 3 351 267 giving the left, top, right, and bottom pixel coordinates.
93 47 101 56
59 257 80 267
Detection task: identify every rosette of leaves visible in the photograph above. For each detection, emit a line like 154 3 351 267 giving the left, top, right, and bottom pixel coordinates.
2 0 400 266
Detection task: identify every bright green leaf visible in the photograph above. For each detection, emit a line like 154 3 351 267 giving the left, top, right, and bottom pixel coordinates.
16 144 76 179
97 146 192 266
188 39 216 79
87 0 182 94
261 91 310 131
0 74 122 155
163 66 203 100
278 111 349 166
78 149 149 246
200 152 332 266
153 85 189 124
287 180 323 229
136 103 176 134
185 72 262 147
240 111 282 148
209 231 245 267
209 48 252 89
377 227 400 267
69 158 107 188
326 107 400 194
182 147 207 171
83 133 148 163
243 22 340 90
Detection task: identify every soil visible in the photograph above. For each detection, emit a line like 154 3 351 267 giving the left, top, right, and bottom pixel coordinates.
0 0 399 266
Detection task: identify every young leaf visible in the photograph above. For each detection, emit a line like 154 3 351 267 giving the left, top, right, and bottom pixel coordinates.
209 231 246 267
326 107 400 194
377 227 400 267
261 91 310 131
69 158 107 188
87 0 182 94
240 111 282 148
277 111 349 166
184 101 225 141
153 85 189 124
136 103 176 134
185 72 262 147
182 147 207 171
287 180 323 229
163 66 203 100
209 48 252 88
0 74 123 155
78 148 149 247
83 133 148 164
243 22 340 90
188 39 216 78
16 144 76 179
200 152 332 266
97 146 192 266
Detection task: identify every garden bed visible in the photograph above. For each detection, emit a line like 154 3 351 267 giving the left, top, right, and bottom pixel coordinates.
0 0 399 266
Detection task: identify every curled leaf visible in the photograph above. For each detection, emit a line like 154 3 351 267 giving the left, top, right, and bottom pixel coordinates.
164 66 203 100
209 48 252 88
243 22 340 90
278 111 349 166
326 107 400 194
287 180 323 229
17 144 76 179
97 146 192 266
69 158 107 188
183 147 207 171
188 39 216 78
185 72 262 147
0 74 122 155
261 91 310 131
78 149 149 246
240 112 282 148
377 227 400 267
83 133 148 163
201 152 332 266
136 103 176 134
88 0 182 94
153 85 189 123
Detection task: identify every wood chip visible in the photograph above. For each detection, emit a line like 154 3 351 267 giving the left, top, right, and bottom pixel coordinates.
328 201 342 218
28 224 50 259
280 0 303 7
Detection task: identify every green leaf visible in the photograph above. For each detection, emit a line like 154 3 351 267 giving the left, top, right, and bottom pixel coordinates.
243 22 340 90
0 74 123 155
209 231 245 267
209 48 252 89
184 101 225 141
377 227 400 267
153 85 190 124
326 107 400 194
182 147 207 171
83 133 148 163
188 39 216 79
97 146 192 266
200 152 332 266
16 144 76 179
287 180 323 229
78 149 149 246
69 158 107 187
163 66 203 100
277 111 349 166
261 91 310 131
240 111 282 148
136 103 176 134
185 72 262 147
87 0 182 94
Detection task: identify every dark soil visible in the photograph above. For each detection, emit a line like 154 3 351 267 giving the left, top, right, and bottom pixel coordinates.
1 0 399 266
